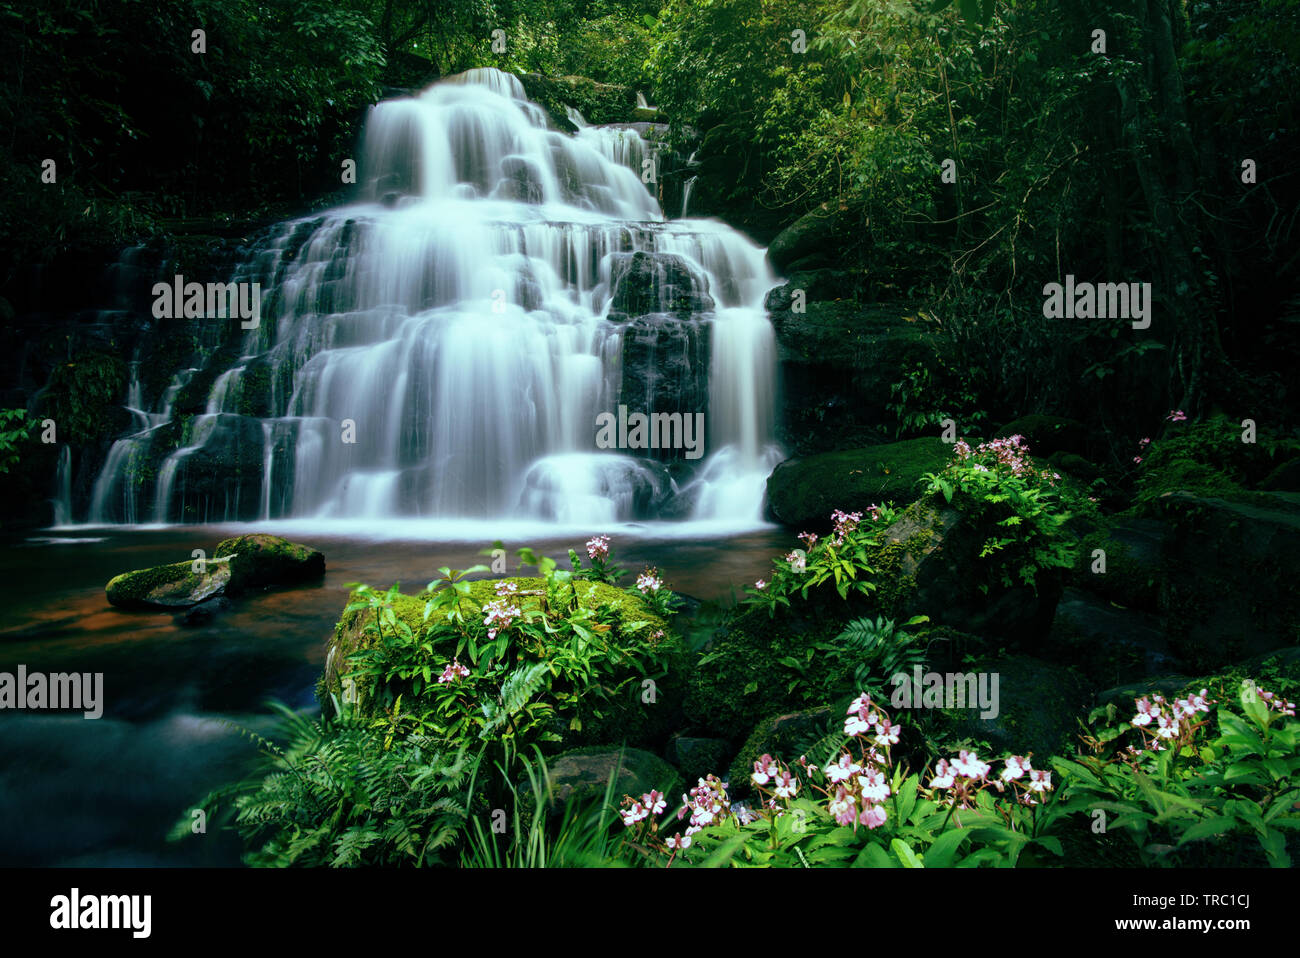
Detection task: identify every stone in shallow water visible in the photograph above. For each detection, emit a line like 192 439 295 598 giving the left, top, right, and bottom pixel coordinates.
104 534 324 610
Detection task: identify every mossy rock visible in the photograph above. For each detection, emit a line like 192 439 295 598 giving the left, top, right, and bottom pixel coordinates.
684 603 853 743
942 654 1091 760
666 736 733 786
321 577 682 749
727 705 838 799
765 437 952 527
539 746 681 807
518 73 638 129
1075 517 1170 612
106 558 231 610
215 533 324 593
105 534 323 610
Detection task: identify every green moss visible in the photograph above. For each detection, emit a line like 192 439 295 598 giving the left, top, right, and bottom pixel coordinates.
766 438 953 526
105 559 207 607
41 351 128 445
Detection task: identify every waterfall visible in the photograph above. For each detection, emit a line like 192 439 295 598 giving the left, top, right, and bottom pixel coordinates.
83 68 781 532
51 446 72 526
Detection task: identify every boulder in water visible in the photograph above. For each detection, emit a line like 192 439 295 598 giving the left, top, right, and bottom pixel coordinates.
106 559 232 610
105 535 324 610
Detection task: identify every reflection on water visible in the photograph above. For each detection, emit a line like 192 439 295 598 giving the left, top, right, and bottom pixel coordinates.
0 525 787 865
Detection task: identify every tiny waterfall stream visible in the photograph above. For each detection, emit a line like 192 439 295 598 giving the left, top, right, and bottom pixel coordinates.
83 68 782 534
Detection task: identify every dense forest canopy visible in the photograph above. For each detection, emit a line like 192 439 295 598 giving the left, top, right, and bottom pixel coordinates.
2 0 1298 443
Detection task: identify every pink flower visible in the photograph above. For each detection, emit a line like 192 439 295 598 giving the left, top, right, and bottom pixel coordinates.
751 754 778 787
1132 697 1157 727
798 531 818 548
437 658 471 684
773 770 799 800
643 790 667 815
483 597 522 639
785 551 806 573
621 802 648 827
952 750 990 780
665 833 691 850
856 767 890 803
1027 768 1052 793
1001 755 1031 782
754 579 767 590
636 568 663 593
859 804 888 829
873 718 900 747
1166 410 1188 422
494 580 518 596
585 535 610 561
825 753 862 784
1133 456 1143 465
829 787 856 826
929 759 955 790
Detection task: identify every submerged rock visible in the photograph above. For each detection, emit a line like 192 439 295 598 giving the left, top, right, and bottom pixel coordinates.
105 534 324 610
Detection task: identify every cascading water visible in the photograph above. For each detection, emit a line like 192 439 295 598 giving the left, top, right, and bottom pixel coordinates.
84 68 781 533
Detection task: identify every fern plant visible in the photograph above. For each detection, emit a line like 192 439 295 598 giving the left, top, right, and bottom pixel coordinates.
837 614 930 700
172 698 474 867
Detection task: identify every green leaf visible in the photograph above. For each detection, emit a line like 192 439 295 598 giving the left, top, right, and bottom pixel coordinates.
891 838 924 868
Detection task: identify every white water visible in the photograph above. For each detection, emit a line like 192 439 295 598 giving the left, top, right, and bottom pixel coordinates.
83 68 781 532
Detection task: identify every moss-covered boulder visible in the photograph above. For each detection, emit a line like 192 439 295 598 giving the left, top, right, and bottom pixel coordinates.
105 558 232 610
765 437 952 527
727 705 837 798
321 577 684 749
685 604 852 742
105 534 323 610
666 736 732 787
766 200 867 273
215 533 325 593
866 496 1064 643
942 654 1091 759
539 746 681 806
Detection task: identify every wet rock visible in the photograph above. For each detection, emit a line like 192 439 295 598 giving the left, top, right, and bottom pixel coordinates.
667 736 732 785
945 654 1091 759
765 437 952 526
618 312 711 426
766 200 867 273
539 747 681 805
214 533 325 593
606 250 714 317
106 559 232 610
1046 587 1181 684
176 596 231 627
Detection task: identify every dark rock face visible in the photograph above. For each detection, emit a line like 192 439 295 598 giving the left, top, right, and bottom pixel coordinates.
666 736 732 786
161 413 266 523
727 706 836 798
765 437 952 526
606 250 714 318
518 74 639 130
1046 587 1181 685
1079 517 1171 613
766 200 868 273
945 654 1091 759
619 312 712 429
763 271 941 452
1154 491 1300 668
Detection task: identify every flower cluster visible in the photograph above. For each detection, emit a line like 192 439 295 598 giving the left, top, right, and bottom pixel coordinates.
829 509 863 545
797 531 818 549
1256 687 1297 717
620 789 667 827
494 580 518 597
482 596 521 640
635 568 663 593
437 658 470 684
586 535 610 561
1166 409 1188 423
785 551 806 573
928 750 1052 808
1128 689 1213 753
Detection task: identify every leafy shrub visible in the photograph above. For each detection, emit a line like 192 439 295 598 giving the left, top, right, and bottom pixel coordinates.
333 544 681 753
1057 681 1300 867
922 435 1088 593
